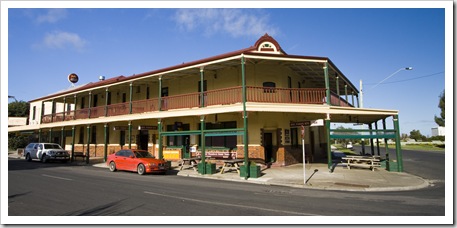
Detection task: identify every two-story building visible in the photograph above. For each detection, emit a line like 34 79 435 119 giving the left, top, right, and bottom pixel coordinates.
8 34 404 175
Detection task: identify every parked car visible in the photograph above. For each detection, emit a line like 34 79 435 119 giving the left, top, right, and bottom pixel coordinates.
24 143 70 163
107 149 168 175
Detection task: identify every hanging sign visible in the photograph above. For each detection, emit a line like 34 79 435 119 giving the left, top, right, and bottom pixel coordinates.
138 125 158 130
290 121 310 127
113 126 128 131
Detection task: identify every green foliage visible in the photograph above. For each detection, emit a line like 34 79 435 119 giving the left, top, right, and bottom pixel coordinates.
409 129 426 142
8 133 29 150
8 101 30 117
434 90 445 127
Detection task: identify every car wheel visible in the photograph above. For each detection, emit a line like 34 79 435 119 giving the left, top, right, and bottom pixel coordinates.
25 153 32 162
41 154 48 163
137 164 145 175
109 161 117 172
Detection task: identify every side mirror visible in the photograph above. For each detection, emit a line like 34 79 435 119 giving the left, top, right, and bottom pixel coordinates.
130 155 134 158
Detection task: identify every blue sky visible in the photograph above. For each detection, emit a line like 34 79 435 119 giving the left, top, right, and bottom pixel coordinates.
4 2 450 137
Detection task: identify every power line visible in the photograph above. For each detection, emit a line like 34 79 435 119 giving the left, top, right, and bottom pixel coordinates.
364 71 444 85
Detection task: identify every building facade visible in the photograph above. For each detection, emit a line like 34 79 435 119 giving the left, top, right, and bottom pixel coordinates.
8 34 404 174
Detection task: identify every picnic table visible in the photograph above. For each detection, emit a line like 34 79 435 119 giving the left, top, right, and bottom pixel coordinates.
341 155 381 171
219 159 244 174
178 157 201 171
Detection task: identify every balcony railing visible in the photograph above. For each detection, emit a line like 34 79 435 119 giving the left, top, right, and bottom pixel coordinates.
41 86 353 124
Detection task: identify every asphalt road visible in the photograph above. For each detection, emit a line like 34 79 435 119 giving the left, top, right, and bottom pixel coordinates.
7 148 445 221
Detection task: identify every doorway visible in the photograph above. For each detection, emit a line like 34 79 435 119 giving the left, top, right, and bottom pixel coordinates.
264 133 273 163
138 130 149 151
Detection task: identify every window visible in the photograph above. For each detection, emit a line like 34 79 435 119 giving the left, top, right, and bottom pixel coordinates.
81 97 85 109
199 121 237 149
32 106 36 120
263 82 276 93
93 94 98 107
122 93 127 103
91 126 97 144
146 87 150 99
78 127 84 144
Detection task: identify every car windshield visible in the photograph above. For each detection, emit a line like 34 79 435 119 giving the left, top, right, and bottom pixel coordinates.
134 151 154 158
44 144 63 149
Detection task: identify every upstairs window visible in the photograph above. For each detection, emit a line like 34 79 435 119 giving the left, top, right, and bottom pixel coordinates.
263 82 276 93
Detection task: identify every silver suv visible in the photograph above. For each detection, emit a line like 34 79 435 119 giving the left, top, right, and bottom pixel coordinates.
24 143 70 163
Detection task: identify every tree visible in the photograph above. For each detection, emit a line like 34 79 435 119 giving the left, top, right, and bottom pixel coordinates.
410 129 426 142
434 90 445 126
8 100 30 117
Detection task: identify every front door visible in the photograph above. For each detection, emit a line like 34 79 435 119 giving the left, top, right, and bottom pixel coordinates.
264 133 273 163
138 130 149 151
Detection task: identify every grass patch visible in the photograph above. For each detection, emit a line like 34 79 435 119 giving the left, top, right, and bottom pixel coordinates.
401 144 445 152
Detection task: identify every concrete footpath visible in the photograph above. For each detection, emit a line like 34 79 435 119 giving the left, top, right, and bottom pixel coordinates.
8 152 429 192
96 160 429 192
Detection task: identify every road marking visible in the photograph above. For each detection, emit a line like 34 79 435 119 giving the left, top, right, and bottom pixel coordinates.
144 191 320 216
42 174 73 181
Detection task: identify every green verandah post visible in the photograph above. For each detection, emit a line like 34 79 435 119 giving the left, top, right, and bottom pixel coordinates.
325 115 332 171
86 125 90 164
393 115 403 172
158 119 163 159
200 115 206 175
104 123 108 162
71 126 75 162
241 54 250 179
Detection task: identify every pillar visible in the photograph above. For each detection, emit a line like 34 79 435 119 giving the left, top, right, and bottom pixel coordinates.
241 55 250 179
158 76 162 111
325 114 332 171
105 88 109 117
158 119 163 159
393 115 403 172
86 125 91 164
129 82 133 114
336 75 340 106
200 67 205 108
104 123 108 162
323 62 330 105
200 115 206 175
71 126 75 162
128 121 132 149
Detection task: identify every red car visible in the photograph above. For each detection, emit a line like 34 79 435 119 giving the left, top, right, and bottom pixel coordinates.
107 149 168 175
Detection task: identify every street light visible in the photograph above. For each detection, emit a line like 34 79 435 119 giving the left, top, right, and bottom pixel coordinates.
360 67 413 108
8 95 17 102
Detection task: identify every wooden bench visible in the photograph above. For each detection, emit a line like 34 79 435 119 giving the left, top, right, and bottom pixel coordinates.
73 152 87 161
341 156 381 171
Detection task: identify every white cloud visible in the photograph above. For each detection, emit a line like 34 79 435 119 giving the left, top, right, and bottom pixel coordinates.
40 31 87 51
174 9 277 38
36 9 67 24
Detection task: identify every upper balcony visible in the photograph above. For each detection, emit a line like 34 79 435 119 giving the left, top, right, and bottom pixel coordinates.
41 86 353 124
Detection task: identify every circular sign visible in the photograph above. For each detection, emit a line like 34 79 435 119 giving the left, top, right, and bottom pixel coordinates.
68 73 79 83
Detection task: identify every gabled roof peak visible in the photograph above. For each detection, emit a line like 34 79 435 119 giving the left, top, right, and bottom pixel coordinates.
253 33 285 55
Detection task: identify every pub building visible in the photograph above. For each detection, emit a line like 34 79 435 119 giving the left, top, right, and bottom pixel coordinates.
8 34 404 176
